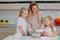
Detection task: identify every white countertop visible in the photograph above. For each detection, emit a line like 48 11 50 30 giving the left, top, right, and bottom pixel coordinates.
3 35 55 40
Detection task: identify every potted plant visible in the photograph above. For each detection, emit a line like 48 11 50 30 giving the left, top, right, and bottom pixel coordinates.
0 20 4 26
5 20 8 27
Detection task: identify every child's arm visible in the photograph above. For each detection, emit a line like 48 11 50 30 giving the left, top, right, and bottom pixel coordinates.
41 32 50 37
41 30 57 37
51 30 57 37
18 26 25 36
51 27 57 37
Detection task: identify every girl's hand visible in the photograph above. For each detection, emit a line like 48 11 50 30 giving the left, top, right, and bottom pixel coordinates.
41 32 50 37
50 34 57 37
46 35 51 37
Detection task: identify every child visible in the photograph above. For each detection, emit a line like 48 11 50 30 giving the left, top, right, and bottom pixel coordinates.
15 7 28 40
41 16 57 40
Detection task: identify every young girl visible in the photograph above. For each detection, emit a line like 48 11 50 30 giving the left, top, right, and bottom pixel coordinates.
41 16 57 40
27 2 43 35
15 7 28 40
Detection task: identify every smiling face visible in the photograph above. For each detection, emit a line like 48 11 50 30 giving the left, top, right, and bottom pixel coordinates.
21 10 28 18
44 18 52 26
32 5 38 13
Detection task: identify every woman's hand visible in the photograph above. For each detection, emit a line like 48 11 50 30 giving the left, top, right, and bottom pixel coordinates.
29 29 34 34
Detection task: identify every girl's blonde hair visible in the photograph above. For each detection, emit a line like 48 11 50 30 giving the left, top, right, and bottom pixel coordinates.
18 7 28 17
44 16 53 31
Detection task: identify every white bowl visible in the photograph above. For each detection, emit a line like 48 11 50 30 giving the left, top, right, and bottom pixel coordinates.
31 33 41 38
35 29 44 33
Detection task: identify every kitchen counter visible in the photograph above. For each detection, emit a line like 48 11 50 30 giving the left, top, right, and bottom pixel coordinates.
0 24 16 40
3 36 56 40
0 24 16 28
0 25 60 40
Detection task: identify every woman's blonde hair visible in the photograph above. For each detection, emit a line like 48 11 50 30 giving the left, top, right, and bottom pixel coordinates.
44 16 53 31
18 7 28 17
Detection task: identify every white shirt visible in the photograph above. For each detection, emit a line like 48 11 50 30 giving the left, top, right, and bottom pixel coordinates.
16 17 27 36
44 26 56 36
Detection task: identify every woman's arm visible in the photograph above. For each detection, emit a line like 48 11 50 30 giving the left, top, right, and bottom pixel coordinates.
38 12 44 25
27 23 34 34
27 21 34 35
27 10 33 26
29 29 34 34
27 18 33 26
18 26 25 36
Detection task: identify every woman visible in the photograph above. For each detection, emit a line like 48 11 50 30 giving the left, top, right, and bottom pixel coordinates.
27 2 43 35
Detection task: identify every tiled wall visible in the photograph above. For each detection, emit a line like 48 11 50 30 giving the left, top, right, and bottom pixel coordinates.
0 11 19 24
0 10 60 24
0 3 60 10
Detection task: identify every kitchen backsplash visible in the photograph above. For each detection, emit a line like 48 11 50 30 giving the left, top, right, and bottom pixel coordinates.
0 10 60 24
